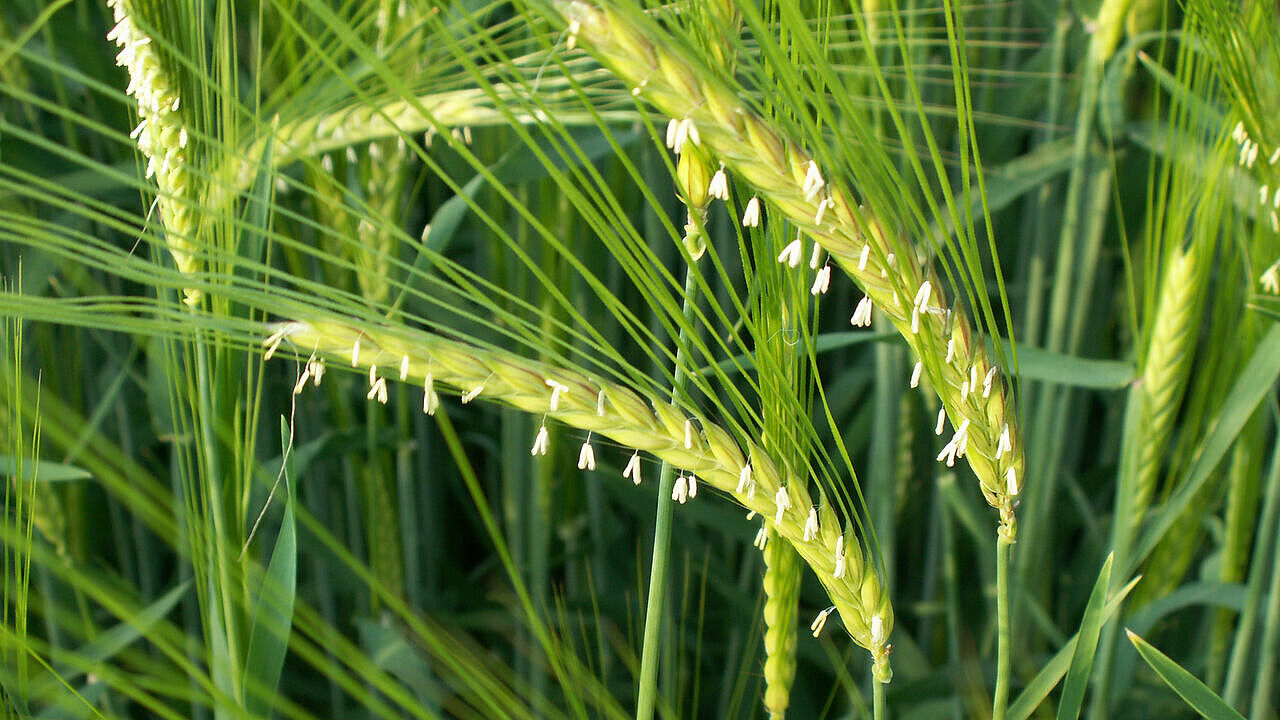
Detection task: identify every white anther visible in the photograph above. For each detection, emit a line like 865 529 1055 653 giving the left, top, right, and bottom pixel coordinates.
366 366 388 404
834 535 846 578
708 165 729 201
811 266 832 295
1007 467 1020 496
423 373 439 415
597 389 606 416
293 366 312 395
461 380 485 404
545 378 569 411
399 355 410 381
803 507 819 541
262 326 288 360
624 451 642 485
858 244 870 271
774 486 792 525
577 441 596 470
530 424 549 456
672 475 688 503
778 238 803 267
811 606 836 637
809 243 823 270
754 526 769 549
910 361 923 388
351 338 361 367
742 196 761 227
851 296 873 327
814 197 833 225
871 615 885 645
737 464 754 497
997 424 1012 459
802 161 825 201
935 407 947 436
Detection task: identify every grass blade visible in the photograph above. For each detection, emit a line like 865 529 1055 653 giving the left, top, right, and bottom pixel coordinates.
243 417 299 718
1055 553 1113 720
1125 629 1246 720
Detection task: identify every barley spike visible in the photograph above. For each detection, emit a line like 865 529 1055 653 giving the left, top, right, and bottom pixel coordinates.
551 0 1024 539
266 317 892 678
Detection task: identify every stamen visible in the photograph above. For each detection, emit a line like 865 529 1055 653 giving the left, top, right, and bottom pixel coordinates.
810 606 836 638
754 526 768 549
811 266 832 295
530 424 549 456
774 486 792 525
910 361 923 388
423 373 439 415
577 440 596 470
850 296 873 327
803 507 819 541
399 355 410 381
802 161 825 200
737 464 753 496
777 238 803 267
672 475 688 504
834 536 846 578
623 451 642 485
935 407 946 435
707 165 729 201
742 196 761 227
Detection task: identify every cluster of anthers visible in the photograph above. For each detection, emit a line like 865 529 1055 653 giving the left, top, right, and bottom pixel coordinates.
663 117 834 296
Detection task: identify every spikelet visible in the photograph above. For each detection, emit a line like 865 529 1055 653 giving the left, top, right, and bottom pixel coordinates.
554 0 1023 539
265 317 892 676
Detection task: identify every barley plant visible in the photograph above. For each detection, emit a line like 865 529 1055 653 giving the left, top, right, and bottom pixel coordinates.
3 0 1280 718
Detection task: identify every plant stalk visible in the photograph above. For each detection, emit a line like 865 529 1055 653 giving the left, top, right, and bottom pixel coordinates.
992 534 1012 720
635 264 701 720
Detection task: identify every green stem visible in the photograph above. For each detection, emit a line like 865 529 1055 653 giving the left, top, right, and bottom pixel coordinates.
635 265 701 720
992 535 1012 720
873 676 887 720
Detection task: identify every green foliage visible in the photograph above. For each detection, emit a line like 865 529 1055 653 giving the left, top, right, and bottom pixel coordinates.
2 0 1279 718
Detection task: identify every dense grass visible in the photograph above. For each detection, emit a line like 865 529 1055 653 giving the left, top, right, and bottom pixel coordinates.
2 0 1279 718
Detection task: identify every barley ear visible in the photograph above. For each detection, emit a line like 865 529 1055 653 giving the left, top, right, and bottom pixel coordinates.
551 0 1024 539
106 0 201 305
266 317 892 674
1130 245 1206 533
762 532 800 718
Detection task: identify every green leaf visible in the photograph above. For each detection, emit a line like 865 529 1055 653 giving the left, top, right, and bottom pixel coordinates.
1056 553 1113 720
31 582 191 698
1012 344 1135 389
1009 575 1140 720
243 417 299 719
0 454 92 482
1126 630 1246 720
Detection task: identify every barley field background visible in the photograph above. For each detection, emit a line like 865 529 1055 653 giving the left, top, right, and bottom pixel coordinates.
2 0 1279 718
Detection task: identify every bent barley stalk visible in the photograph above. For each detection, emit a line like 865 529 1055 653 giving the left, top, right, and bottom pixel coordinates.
263 317 894 680
553 0 1024 539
